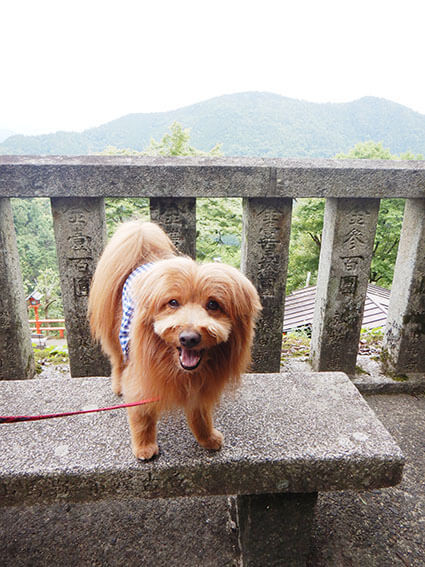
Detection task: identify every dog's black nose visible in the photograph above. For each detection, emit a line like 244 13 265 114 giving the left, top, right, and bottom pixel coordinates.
179 331 201 349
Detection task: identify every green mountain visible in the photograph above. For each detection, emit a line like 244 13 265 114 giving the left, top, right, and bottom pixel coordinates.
1 92 425 157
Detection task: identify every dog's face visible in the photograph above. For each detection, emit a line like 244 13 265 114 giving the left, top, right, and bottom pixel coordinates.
153 293 233 372
131 257 261 373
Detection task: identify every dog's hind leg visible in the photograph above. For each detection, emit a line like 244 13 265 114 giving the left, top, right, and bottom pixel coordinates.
100 337 125 396
110 358 125 396
185 405 224 451
127 404 160 460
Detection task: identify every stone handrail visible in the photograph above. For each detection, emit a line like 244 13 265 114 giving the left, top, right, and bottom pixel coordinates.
1 156 425 379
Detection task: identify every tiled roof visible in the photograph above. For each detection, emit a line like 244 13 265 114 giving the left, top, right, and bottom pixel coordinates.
283 284 390 332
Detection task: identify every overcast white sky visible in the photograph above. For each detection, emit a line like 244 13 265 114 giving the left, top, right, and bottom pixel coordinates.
2 0 424 135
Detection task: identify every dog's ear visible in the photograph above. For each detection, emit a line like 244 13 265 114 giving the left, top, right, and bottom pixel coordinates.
199 263 262 322
229 272 262 322
132 279 164 323
131 259 193 321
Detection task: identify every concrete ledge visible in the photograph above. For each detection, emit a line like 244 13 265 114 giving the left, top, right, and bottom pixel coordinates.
0 372 404 506
1 156 425 198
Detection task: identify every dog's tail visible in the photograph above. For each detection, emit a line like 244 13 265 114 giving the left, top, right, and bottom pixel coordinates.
88 220 176 346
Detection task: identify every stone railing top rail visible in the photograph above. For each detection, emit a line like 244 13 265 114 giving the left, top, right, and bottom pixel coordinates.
0 372 404 506
1 155 424 198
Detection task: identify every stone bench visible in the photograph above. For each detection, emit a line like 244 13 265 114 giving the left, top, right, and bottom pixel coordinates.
0 372 404 566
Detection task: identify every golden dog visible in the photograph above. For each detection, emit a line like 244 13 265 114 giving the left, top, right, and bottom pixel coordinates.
88 221 261 460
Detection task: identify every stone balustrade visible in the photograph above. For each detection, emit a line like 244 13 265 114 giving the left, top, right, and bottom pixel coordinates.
1 156 425 379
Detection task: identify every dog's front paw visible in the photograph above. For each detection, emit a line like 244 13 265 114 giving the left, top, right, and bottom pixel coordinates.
198 429 224 451
111 372 122 396
133 443 159 461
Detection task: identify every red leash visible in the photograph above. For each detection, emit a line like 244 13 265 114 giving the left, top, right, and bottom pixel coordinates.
0 397 160 424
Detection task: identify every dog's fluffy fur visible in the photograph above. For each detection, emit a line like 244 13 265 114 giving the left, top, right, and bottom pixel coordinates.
88 221 261 460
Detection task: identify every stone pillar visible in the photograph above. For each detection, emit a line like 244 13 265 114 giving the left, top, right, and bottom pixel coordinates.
241 197 292 372
236 492 318 567
150 197 196 258
382 198 425 374
0 198 35 380
310 198 380 374
51 197 110 377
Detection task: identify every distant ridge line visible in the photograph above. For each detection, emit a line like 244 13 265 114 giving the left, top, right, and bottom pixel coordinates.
1 92 425 157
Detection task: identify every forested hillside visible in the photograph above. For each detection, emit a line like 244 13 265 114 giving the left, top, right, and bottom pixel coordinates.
2 92 425 157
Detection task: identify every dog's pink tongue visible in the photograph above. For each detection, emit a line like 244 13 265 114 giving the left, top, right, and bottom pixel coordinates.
180 348 201 368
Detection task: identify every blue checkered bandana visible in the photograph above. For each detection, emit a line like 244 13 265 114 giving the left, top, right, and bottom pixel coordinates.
119 263 154 359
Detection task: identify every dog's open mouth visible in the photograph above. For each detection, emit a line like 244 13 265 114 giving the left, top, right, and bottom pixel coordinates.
177 347 203 370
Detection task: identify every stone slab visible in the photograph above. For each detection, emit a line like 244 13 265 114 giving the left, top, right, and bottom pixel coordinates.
150 197 196 257
0 372 404 506
50 197 110 377
241 197 292 372
310 197 380 374
0 198 35 380
0 496 239 567
383 198 425 373
237 492 317 566
1 156 425 198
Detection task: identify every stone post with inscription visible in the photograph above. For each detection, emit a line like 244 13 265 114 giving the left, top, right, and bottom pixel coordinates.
382 198 425 374
150 197 196 258
51 197 110 377
241 197 292 372
310 197 380 374
0 198 35 379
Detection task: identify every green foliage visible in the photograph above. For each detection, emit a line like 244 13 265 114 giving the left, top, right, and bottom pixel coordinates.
335 140 394 159
336 140 423 160
370 198 405 286
34 267 62 318
287 198 324 292
11 198 59 297
287 141 423 292
142 122 222 157
33 344 69 373
281 328 311 363
281 326 384 364
360 326 384 344
100 121 222 158
196 198 242 267
105 198 150 236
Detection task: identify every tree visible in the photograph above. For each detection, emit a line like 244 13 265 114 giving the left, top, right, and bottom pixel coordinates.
287 199 324 291
142 121 222 157
100 121 221 158
335 141 394 160
35 268 62 319
102 122 242 266
12 198 58 296
287 141 423 293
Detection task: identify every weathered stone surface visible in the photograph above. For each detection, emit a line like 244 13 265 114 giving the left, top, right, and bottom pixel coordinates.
0 496 239 567
51 197 110 377
0 198 35 380
237 492 318 567
0 372 404 506
241 197 292 372
383 198 425 373
1 156 425 198
150 197 196 257
311 198 380 374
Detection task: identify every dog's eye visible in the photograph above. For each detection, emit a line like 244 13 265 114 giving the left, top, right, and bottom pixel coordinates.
206 300 220 311
168 299 180 308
